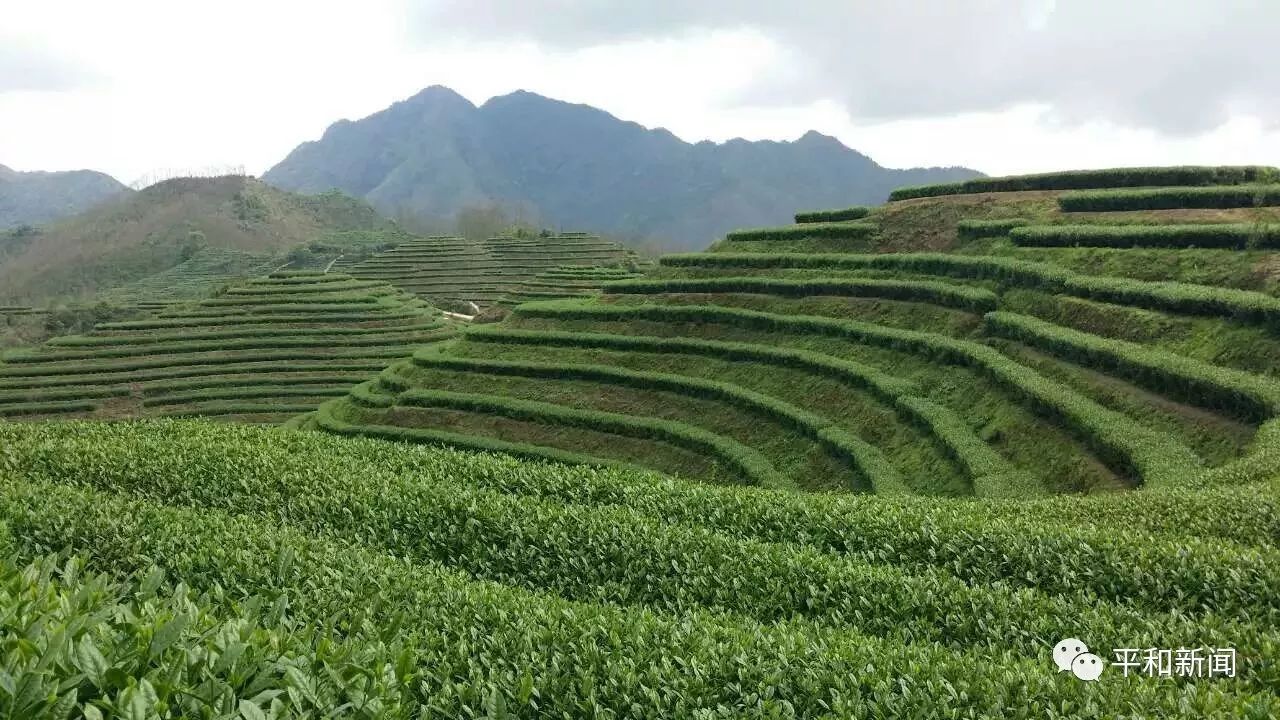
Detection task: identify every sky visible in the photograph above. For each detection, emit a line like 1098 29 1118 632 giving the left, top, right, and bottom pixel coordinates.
2 0 1279 185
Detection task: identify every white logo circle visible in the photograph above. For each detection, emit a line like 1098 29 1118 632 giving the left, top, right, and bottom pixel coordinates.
1072 652 1106 681
1054 638 1088 672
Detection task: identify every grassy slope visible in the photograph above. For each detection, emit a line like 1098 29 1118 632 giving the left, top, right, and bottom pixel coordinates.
0 176 396 306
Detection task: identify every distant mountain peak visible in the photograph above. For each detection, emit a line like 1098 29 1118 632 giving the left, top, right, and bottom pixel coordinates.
796 130 841 145
265 84 982 250
405 84 474 107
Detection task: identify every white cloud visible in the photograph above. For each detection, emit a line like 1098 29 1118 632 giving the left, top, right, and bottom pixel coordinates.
0 0 1277 183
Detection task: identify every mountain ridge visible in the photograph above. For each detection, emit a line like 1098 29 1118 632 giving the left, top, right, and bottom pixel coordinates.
265 87 981 250
0 164 130 229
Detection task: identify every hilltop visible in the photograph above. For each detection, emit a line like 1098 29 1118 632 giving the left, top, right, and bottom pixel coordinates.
0 163 129 229
0 175 398 306
264 86 980 251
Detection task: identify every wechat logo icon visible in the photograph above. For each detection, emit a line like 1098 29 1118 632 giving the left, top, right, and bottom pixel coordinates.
1054 638 1105 681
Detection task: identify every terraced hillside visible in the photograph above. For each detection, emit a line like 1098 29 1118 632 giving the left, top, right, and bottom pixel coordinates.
0 272 450 423
347 233 637 308
4 166 1280 716
497 265 645 306
0 420 1275 717
97 231 415 306
0 177 398 306
319 166 1280 498
97 247 282 304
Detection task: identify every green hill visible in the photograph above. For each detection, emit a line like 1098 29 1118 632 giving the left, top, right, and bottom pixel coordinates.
0 419 1274 716
0 176 397 306
0 271 451 423
316 165 1280 497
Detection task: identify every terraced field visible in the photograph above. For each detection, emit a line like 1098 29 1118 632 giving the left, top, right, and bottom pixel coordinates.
347 233 638 308
320 166 1280 498
98 247 282 304
3 166 1279 716
0 272 451 423
497 265 645 306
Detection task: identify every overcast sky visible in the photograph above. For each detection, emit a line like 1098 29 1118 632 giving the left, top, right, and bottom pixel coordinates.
2 0 1278 184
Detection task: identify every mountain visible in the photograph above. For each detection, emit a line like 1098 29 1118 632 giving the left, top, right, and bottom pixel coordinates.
0 164 130 229
264 87 982 250
0 175 394 305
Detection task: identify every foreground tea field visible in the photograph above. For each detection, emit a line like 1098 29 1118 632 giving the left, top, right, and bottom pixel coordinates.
0 272 451 423
0 420 1276 717
319 166 1280 497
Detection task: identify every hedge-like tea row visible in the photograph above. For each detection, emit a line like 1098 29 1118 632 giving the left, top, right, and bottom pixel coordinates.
406 351 907 493
266 269 330 278
1010 223 1280 249
0 385 129 404
47 320 445 347
0 362 387 391
6 331 448 363
985 311 1280 422
195 293 386 307
466 326 917 400
1199 419 1280 486
250 272 353 284
1058 184 1280 211
725 222 878 242
12 429 1270 669
0 349 413 378
601 276 998 312
892 396 1038 498
155 402 319 418
0 400 96 416
318 399 627 469
661 252 1280 327
513 300 1202 486
162 302 397 317
8 422 1276 615
347 379 395 408
465 327 1020 494
225 281 387 296
890 166 1280 200
142 385 353 407
956 218 1030 239
4 476 1267 717
794 206 872 223
141 373 373 395
94 311 427 330
395 388 787 488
